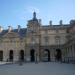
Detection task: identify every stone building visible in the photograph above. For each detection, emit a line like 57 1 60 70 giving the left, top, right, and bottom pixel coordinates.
0 12 75 62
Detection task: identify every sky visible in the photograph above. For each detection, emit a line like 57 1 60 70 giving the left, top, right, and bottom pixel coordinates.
0 0 75 29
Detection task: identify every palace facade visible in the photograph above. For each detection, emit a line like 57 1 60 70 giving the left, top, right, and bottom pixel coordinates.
0 12 75 62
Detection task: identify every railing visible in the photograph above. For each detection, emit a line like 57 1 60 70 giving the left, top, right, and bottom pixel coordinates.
62 57 75 64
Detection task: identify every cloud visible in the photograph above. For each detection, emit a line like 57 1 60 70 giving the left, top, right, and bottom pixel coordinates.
25 6 40 13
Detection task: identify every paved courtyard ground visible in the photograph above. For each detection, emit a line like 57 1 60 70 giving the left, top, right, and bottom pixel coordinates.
0 62 75 75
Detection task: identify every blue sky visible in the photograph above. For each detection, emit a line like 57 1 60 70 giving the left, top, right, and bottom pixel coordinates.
0 0 75 29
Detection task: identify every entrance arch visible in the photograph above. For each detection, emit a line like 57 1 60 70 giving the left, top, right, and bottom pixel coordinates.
43 49 50 62
30 49 35 62
55 49 62 62
20 50 24 61
9 50 13 61
0 51 3 61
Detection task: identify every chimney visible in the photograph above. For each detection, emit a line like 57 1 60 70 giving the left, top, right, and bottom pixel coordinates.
49 20 52 25
38 19 42 25
0 26 3 33
18 25 21 32
59 20 63 25
70 20 75 25
8 26 12 32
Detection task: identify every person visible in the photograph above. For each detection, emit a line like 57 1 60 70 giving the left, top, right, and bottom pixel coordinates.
35 52 38 64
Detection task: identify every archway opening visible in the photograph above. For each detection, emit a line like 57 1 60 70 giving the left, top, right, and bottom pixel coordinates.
0 51 3 61
30 49 35 62
55 49 62 62
20 50 24 61
9 50 13 61
43 49 50 62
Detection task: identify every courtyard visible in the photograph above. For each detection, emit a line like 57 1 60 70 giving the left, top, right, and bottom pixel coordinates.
0 62 75 75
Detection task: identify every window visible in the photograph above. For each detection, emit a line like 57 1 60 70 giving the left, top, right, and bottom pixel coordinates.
44 36 49 45
55 36 60 45
31 36 36 44
45 30 48 34
56 29 59 33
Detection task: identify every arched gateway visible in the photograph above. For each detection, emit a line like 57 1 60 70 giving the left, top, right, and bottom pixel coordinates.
55 49 62 62
0 51 3 61
19 50 24 61
43 49 50 62
30 49 35 62
9 50 13 61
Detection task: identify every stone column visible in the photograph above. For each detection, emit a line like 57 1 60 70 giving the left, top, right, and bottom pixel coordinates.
70 46 72 57
52 48 55 62
69 47 71 57
67 47 69 63
72 45 74 57
13 50 19 62
74 44 75 57
64 48 67 62
3 50 9 62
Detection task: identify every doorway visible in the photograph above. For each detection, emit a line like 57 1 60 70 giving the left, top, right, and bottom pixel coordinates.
30 49 35 62
0 51 3 61
55 49 62 62
20 50 24 61
43 49 50 62
9 50 13 61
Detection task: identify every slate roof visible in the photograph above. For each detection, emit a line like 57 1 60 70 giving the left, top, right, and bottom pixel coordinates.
0 28 27 38
42 24 70 30
0 25 70 38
